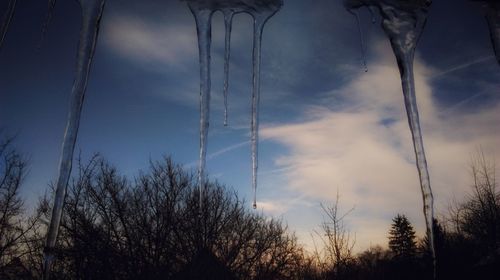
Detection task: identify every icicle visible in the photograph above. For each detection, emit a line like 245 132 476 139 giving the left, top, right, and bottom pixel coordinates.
223 10 234 126
344 0 436 276
39 0 57 49
348 9 369 72
477 0 500 64
0 0 17 51
186 0 282 211
188 5 213 213
369 6 376 23
249 8 281 209
43 0 106 278
250 16 266 209
378 6 436 272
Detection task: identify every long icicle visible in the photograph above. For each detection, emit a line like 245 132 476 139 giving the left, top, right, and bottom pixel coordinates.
398 50 436 276
0 0 17 51
251 15 266 209
482 1 500 64
43 1 106 279
377 2 437 277
401 50 435 259
189 7 213 214
186 0 282 212
223 10 234 126
350 9 368 72
39 0 57 49
344 0 436 277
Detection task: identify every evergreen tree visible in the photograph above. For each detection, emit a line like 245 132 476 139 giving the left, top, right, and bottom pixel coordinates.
388 214 417 259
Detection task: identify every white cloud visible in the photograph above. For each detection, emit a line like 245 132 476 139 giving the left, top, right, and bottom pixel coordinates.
101 12 252 69
102 15 198 67
259 40 500 252
257 200 288 214
100 13 263 113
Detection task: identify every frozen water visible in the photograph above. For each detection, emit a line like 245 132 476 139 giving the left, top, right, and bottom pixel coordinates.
0 0 17 51
348 9 369 72
347 4 378 72
185 0 282 209
484 3 500 64
188 5 212 213
185 0 283 12
40 0 57 45
473 0 500 64
43 0 106 278
344 0 436 273
223 10 233 126
251 14 265 209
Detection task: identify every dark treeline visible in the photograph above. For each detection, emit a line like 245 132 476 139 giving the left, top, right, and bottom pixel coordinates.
1 137 499 279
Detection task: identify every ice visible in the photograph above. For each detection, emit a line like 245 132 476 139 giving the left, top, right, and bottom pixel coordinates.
250 12 280 209
43 0 106 278
0 0 17 51
348 9 369 72
39 0 57 49
344 0 436 272
185 0 282 210
473 0 500 64
188 5 212 213
223 10 234 126
347 4 378 72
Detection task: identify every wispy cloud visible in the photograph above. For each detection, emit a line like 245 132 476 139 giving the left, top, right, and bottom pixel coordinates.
208 140 250 159
184 140 250 169
102 14 198 67
431 55 496 79
260 42 500 251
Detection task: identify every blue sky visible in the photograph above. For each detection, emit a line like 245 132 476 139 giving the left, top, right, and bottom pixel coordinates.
1 0 499 252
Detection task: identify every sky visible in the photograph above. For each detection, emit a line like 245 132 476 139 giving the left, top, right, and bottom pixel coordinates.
1 0 499 253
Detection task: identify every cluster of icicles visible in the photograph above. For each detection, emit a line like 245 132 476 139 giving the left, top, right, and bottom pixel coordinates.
0 0 499 279
184 0 283 212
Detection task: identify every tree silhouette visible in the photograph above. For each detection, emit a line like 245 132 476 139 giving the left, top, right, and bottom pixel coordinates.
0 136 43 279
460 151 499 261
388 214 417 259
35 155 306 280
2 143 498 279
313 191 355 279
444 150 500 278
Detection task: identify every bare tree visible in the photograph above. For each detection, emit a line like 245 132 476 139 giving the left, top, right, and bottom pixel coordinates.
313 191 355 278
459 150 499 259
0 136 25 266
0 136 44 279
37 155 307 280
